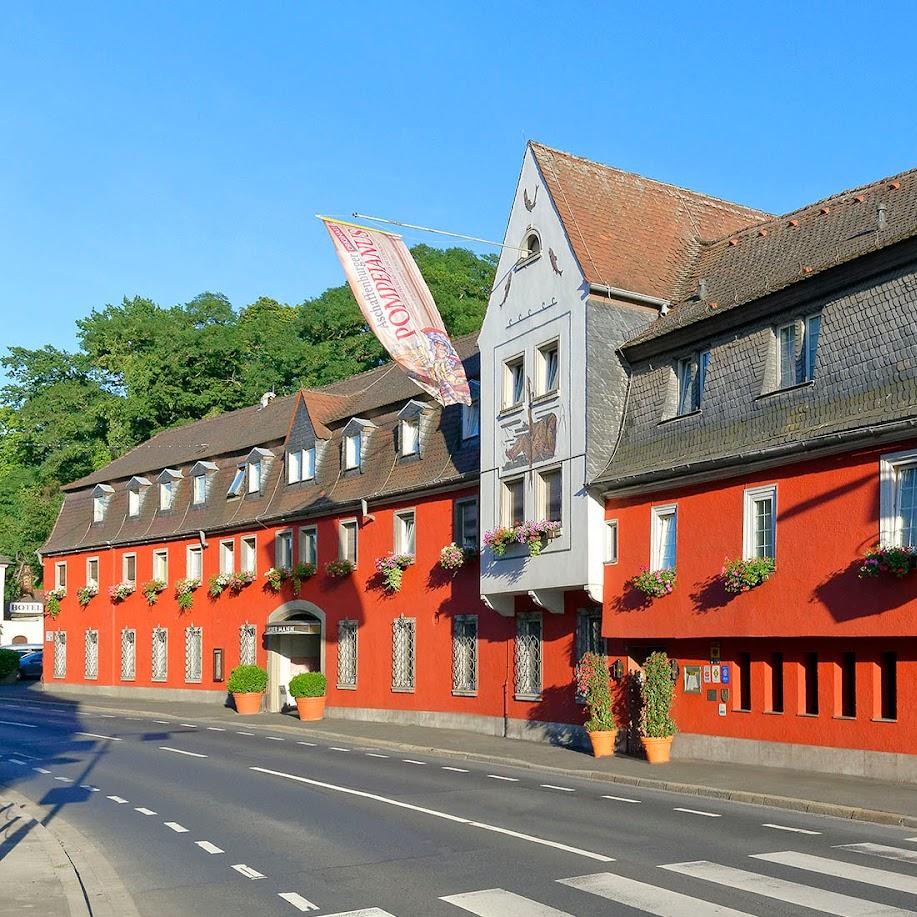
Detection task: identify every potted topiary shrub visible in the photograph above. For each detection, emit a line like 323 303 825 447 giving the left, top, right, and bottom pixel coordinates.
0 648 20 685
640 650 677 763
227 664 268 715
576 651 618 758
289 672 327 721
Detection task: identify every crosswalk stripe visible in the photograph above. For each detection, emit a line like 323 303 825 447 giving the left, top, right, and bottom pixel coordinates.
277 891 319 911
835 843 917 865
559 871 753 915
662 860 913 916
754 850 917 895
441 888 574 915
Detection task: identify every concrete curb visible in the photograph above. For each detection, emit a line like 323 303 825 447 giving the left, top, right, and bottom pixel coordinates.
0 784 141 917
18 692 917 831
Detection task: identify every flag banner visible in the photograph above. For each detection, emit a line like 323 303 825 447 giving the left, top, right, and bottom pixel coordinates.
321 219 472 406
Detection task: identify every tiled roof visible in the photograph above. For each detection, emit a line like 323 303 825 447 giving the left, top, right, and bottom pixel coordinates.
624 167 917 349
530 142 769 302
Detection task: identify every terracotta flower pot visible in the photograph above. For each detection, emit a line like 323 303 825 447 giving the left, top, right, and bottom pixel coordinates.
295 695 325 721
232 691 263 715
587 729 617 758
641 735 673 764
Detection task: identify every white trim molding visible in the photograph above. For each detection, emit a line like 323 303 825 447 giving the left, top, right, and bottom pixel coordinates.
743 484 777 560
880 447 917 546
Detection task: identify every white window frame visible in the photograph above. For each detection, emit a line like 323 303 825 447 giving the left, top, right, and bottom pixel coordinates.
122 553 137 585
339 519 358 564
503 355 525 409
536 465 562 526
86 556 100 588
219 539 235 575
298 526 317 566
184 626 203 684
394 509 416 556
502 475 525 528
344 432 362 471
120 628 136 682
128 488 141 517
400 417 420 457
227 464 245 497
92 494 105 523
536 339 559 396
186 544 203 581
675 350 709 416
152 549 169 583
743 485 777 560
604 519 619 564
777 313 821 388
151 627 168 682
54 561 67 590
192 473 207 506
247 460 262 494
880 448 917 547
455 497 478 551
301 446 316 481
275 531 293 569
650 504 677 571
159 480 174 512
287 449 303 484
241 535 257 575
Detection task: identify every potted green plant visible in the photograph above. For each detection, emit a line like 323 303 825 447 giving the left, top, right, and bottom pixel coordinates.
576 651 617 757
45 587 66 617
0 648 20 685
632 568 677 599
374 553 413 592
142 579 167 606
288 672 327 721
640 650 677 763
227 664 268 715
325 559 355 578
175 578 200 611
722 557 775 593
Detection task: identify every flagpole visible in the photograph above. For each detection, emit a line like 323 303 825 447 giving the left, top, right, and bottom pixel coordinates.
315 214 403 237
352 213 523 252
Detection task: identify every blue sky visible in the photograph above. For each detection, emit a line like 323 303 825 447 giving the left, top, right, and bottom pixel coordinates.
3 1 917 357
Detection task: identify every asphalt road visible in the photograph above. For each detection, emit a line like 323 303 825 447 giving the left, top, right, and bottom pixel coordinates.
2 698 917 916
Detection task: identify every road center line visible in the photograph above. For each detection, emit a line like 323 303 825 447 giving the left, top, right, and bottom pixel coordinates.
442 766 469 772
366 752 389 758
250 766 613 862
79 785 100 792
33 767 51 774
231 863 265 879
164 822 188 833
297 741 316 746
329 746 349 751
487 774 518 781
153 720 170 725
107 796 129 804
237 732 254 736
763 823 821 835
541 784 575 792
75 731 122 741
54 776 73 782
673 807 721 817
159 746 208 758
180 723 197 728
195 841 224 854
7 759 27 766
601 795 641 804
265 736 285 742
135 807 157 815
402 759 426 765
206 727 226 732
277 892 319 911
0 720 37 728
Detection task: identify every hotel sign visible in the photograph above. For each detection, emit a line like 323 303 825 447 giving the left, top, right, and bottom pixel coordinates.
9 602 44 617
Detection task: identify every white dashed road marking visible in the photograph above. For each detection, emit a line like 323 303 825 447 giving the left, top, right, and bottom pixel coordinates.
277 892 319 911
195 841 224 854
541 784 575 792
206 727 226 732
297 741 316 746
79 785 100 792
366 753 389 758
135 807 157 815
100 714 117 718
673 807 720 817
442 766 469 773
601 795 641 804
33 766 51 773
237 732 254 736
75 732 122 741
486 775 518 782
0 720 37 728
153 720 170 725
180 723 197 728
231 864 266 879
53 776 73 782
164 822 188 833
403 759 426 765
835 842 917 865
7 759 27 766
266 736 285 742
753 850 917 895
763 823 821 835
107 796 129 804
329 746 349 752
159 746 208 758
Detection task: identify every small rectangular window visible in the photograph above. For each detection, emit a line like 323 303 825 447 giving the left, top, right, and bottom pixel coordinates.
514 613 542 699
186 545 203 581
502 477 525 528
120 628 136 681
302 447 315 480
192 474 207 505
84 629 99 680
537 341 559 394
128 489 140 517
287 449 303 484
777 313 820 388
152 628 168 682
93 495 105 523
394 510 416 556
122 553 137 585
675 351 709 415
392 617 416 692
159 480 173 512
452 615 478 694
575 609 604 701
344 433 362 470
240 624 257 666
836 652 856 718
299 527 317 566
219 540 235 575
503 356 525 408
877 652 897 721
52 632 67 678
537 467 562 524
86 557 99 588
247 461 262 494
801 652 819 715
339 520 358 564
744 485 776 560
455 498 478 551
400 419 420 456
152 549 169 583
184 626 203 684
650 505 677 571
55 561 67 590
895 464 917 548
768 651 784 713
604 520 619 564
228 465 245 497
241 536 257 575
337 620 358 688
737 652 752 711
275 531 293 569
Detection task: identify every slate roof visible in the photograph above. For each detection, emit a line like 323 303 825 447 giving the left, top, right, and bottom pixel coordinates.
530 142 770 302
43 334 480 555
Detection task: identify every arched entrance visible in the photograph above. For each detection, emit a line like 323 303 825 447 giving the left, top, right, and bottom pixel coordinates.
265 601 325 713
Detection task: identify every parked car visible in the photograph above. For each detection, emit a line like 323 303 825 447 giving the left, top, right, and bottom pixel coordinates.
1 644 42 657
18 650 42 680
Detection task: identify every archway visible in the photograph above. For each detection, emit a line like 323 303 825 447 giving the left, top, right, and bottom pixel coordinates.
265 600 326 713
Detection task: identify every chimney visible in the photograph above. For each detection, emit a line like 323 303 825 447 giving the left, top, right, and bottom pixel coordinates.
877 204 888 231
697 278 708 300
260 391 276 408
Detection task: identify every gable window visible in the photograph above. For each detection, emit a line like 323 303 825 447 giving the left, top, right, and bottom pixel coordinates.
220 539 235 575
241 536 257 575
122 553 137 585
247 460 262 494
502 476 525 528
744 485 776 560
521 230 541 262
650 504 677 571
228 464 245 497
339 519 358 564
159 480 174 511
676 351 709 415
537 340 559 395
880 449 917 548
394 509 416 556
604 519 619 564
86 557 99 588
54 561 67 590
287 447 316 484
400 417 420 457
777 313 821 388
537 467 562 525
344 432 362 470
186 545 203 581
152 549 169 583
455 498 478 551
503 356 525 409
299 526 317 566
192 473 207 505
275 531 293 569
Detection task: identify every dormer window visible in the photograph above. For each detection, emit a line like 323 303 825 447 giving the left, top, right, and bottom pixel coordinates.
126 477 151 518
91 484 113 523
397 400 426 458
462 382 480 441
248 460 261 493
189 462 217 506
287 447 316 484
341 418 374 472
156 469 182 512
243 448 273 496
228 465 245 497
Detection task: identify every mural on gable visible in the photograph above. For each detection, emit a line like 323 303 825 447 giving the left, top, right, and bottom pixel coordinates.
503 409 558 470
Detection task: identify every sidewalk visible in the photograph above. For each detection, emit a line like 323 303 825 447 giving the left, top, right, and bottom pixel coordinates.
11 683 917 828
